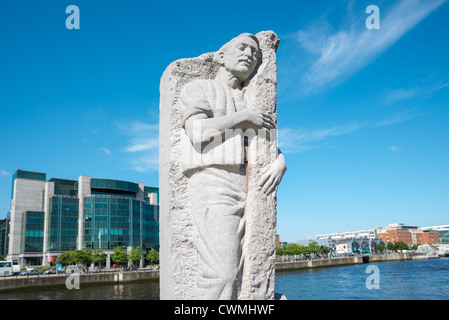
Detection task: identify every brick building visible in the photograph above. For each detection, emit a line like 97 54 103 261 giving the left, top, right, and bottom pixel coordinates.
377 223 440 245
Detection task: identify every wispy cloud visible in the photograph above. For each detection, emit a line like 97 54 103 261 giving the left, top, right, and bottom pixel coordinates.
388 145 402 152
278 108 423 153
374 108 422 127
124 138 158 153
278 121 367 153
1 169 9 176
385 80 449 104
116 120 159 173
296 0 447 94
101 147 111 156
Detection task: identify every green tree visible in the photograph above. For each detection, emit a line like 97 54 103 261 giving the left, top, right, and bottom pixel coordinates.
76 248 94 268
376 244 386 252
129 247 142 267
146 248 159 265
411 244 420 251
93 249 107 266
57 250 76 266
276 242 330 257
393 241 409 251
386 242 395 251
111 246 128 266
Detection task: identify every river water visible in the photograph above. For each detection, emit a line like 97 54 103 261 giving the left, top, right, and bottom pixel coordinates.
1 257 448 300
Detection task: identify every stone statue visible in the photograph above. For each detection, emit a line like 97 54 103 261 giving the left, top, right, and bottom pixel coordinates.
159 31 286 300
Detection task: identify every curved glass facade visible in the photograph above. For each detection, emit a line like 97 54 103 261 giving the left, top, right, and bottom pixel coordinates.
83 195 159 250
91 178 139 193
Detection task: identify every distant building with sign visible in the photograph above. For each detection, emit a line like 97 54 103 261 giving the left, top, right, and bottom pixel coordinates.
317 223 440 247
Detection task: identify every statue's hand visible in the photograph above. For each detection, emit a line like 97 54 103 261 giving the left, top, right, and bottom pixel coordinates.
237 109 275 131
260 153 287 195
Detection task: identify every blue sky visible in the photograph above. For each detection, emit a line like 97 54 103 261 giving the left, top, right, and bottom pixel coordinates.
0 0 448 243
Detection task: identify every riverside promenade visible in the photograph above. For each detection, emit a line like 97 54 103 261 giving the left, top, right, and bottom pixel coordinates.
275 252 431 272
0 252 435 292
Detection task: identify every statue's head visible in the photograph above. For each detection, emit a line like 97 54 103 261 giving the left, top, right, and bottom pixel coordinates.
216 33 261 83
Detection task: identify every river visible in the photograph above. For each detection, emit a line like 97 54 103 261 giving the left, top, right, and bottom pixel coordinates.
1 257 448 300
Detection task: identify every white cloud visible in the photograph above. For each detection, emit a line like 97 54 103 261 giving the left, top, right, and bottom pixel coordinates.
1 169 9 176
117 120 159 172
124 137 158 153
101 147 111 155
278 121 366 153
385 80 449 104
296 0 447 94
128 156 159 173
388 145 402 152
374 108 421 127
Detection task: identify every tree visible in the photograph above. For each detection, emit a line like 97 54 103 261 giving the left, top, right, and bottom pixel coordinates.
76 248 94 268
57 250 76 266
129 247 142 267
393 241 409 251
146 248 159 265
386 242 395 251
275 242 330 257
111 246 128 266
411 244 420 251
93 249 107 266
376 244 386 252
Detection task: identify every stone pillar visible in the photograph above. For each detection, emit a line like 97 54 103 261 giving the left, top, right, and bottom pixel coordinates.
159 31 283 300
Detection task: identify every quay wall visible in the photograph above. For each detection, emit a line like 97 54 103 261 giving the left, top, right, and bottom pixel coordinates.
0 270 159 292
274 252 429 271
0 253 433 291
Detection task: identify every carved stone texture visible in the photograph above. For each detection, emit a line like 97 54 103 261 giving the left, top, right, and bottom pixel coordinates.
159 31 283 300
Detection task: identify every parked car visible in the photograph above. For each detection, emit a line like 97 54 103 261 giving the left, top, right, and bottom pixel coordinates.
20 269 43 276
45 268 57 274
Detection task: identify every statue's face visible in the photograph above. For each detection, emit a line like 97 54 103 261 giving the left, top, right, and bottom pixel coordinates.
222 37 260 82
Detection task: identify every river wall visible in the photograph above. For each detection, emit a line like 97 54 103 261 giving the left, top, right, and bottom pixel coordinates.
0 270 159 292
0 253 434 291
274 252 430 271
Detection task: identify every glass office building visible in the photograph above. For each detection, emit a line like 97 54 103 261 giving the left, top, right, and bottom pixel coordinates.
0 215 9 257
4 169 159 267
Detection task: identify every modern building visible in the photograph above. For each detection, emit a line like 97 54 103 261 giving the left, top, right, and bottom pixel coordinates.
421 225 449 243
316 228 378 241
0 216 9 257
4 169 159 268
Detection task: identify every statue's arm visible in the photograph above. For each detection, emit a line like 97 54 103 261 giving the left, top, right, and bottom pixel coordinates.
260 148 287 194
181 81 275 147
185 110 275 148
